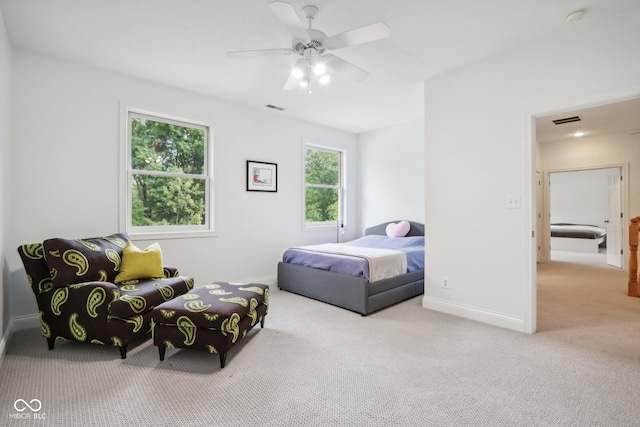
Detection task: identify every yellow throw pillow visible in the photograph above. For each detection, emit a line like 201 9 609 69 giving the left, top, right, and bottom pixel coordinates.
114 242 164 283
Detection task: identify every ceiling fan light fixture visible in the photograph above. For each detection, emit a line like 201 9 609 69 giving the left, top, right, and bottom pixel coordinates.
291 67 305 79
313 62 327 76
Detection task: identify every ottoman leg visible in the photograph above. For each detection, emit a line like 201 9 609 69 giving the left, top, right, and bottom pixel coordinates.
220 353 227 369
260 317 265 328
159 346 166 361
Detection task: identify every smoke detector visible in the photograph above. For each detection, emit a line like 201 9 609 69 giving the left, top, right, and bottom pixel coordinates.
566 9 586 22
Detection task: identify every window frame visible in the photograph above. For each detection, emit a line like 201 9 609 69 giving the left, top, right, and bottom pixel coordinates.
302 141 346 231
120 106 215 239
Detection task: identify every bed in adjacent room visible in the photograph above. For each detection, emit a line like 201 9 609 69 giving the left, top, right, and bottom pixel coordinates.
550 223 607 253
277 220 425 315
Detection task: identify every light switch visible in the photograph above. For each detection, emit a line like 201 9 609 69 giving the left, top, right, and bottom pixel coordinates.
506 195 521 209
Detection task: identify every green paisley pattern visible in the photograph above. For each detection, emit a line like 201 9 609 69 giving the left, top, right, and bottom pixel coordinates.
119 283 140 292
102 235 127 248
69 313 87 341
39 311 51 338
264 288 270 309
227 282 247 286
111 289 121 302
38 279 53 293
122 315 144 333
206 344 219 354
48 249 60 258
22 244 44 260
105 249 121 271
219 296 248 307
111 336 123 347
62 249 89 277
184 277 195 290
182 293 200 300
90 339 105 345
86 287 106 318
177 316 197 345
209 289 233 296
220 312 241 343
247 298 259 326
160 309 176 318
51 288 69 315
154 283 175 301
75 239 101 252
238 286 265 295
163 340 175 349
185 300 211 312
203 312 219 322
204 284 221 289
119 295 147 314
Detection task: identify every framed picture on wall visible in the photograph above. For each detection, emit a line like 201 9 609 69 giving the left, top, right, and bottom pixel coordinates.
246 160 278 192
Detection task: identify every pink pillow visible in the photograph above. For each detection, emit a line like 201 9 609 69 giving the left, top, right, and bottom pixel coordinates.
385 221 411 238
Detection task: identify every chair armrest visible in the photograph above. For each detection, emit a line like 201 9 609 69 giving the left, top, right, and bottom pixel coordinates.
163 266 180 278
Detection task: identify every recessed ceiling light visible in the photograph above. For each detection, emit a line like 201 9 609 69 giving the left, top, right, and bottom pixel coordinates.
573 130 586 137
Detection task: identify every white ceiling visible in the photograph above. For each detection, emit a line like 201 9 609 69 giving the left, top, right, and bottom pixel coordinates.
1 0 639 134
536 97 640 144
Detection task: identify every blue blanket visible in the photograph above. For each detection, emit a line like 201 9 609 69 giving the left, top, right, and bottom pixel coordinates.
282 235 424 281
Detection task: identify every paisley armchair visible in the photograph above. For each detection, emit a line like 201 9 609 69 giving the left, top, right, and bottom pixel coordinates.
17 233 194 359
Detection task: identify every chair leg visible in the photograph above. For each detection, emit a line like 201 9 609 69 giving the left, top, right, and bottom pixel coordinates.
119 344 128 359
46 336 55 350
219 353 227 369
260 317 265 328
159 346 166 361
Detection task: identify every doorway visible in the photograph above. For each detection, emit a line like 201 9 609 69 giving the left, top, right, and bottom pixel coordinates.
531 95 640 334
547 167 623 269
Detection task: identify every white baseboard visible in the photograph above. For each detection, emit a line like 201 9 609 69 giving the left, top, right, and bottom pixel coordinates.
422 296 526 332
0 313 40 369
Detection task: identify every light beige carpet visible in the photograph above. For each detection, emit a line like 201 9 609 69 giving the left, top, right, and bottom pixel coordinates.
1 253 639 426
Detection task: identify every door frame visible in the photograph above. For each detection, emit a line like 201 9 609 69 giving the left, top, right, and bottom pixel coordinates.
525 90 640 334
541 164 628 268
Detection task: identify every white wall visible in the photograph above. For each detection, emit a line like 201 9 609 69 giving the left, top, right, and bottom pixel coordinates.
8 50 359 323
422 6 640 332
549 167 620 227
542 133 640 223
0 9 12 352
357 119 425 232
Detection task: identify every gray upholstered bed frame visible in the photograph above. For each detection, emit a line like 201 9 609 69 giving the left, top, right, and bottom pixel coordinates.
277 221 425 315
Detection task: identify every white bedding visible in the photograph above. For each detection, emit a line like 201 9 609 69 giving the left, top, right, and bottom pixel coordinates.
292 243 407 282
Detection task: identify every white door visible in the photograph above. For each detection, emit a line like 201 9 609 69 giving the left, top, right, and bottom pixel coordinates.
606 169 623 268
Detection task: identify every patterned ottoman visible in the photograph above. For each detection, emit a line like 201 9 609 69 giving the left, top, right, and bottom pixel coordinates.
152 281 269 368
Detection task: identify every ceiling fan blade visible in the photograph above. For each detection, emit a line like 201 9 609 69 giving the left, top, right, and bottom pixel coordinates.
323 54 369 82
324 22 390 50
227 48 293 59
269 1 309 41
283 73 300 90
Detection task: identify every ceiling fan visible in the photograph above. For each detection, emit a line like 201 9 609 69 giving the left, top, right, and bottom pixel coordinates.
227 1 390 92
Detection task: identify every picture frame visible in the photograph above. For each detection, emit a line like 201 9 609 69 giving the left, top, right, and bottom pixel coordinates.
246 160 278 192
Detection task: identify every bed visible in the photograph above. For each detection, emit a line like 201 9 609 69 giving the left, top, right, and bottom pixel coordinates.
550 223 607 253
277 220 425 315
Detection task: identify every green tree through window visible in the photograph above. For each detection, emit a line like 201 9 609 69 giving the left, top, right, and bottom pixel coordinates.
305 145 342 225
128 113 209 230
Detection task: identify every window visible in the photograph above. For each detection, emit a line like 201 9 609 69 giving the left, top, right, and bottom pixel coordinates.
304 143 344 228
124 110 213 237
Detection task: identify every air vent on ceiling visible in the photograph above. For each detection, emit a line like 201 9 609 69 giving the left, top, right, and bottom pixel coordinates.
552 115 582 125
265 104 285 111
